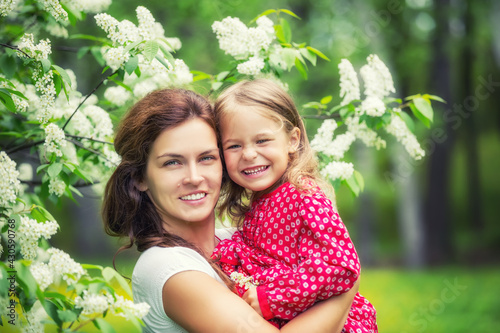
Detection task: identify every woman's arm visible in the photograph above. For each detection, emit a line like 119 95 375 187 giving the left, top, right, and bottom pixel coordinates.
163 271 357 332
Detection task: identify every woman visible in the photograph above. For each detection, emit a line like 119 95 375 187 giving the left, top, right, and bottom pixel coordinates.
102 88 358 332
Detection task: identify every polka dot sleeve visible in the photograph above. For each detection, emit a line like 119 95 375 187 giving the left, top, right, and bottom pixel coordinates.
256 194 361 320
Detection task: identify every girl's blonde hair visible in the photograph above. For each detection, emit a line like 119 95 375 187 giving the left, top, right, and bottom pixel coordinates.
214 79 333 224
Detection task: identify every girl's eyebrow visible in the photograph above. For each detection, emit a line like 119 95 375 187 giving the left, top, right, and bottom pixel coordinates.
222 131 274 145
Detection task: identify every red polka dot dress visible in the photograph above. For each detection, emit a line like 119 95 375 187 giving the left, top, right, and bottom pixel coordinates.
212 182 377 332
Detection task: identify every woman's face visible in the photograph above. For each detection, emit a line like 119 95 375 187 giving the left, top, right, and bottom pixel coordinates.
138 118 222 229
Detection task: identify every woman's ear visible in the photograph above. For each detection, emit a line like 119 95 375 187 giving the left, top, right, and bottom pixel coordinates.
135 178 148 192
288 127 301 153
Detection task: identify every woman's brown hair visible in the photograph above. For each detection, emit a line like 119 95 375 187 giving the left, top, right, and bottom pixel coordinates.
102 88 231 286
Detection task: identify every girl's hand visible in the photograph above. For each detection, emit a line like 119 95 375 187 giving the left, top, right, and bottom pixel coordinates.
243 286 263 317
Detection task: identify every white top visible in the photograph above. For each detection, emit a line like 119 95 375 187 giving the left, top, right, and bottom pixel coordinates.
132 228 235 333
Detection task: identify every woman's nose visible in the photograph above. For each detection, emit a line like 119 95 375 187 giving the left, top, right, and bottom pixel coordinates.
183 164 204 186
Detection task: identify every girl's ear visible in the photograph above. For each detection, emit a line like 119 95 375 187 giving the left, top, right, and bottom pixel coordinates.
288 127 301 153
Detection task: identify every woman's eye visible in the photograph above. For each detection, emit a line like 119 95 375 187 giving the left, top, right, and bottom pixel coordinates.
200 155 216 162
163 160 179 167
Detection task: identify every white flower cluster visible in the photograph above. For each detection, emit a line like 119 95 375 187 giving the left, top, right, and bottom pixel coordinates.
45 21 69 38
320 161 354 181
29 262 54 290
0 78 29 113
345 116 386 150
82 105 113 140
338 59 360 105
74 291 150 319
359 54 395 117
104 86 131 107
44 123 66 157
230 272 258 290
48 177 66 197
0 0 17 17
18 216 59 260
21 305 46 333
37 0 68 22
310 119 338 153
63 0 111 14
385 114 425 160
17 33 51 61
237 56 265 76
102 145 121 168
213 16 276 76
102 46 130 71
0 151 21 207
47 248 86 285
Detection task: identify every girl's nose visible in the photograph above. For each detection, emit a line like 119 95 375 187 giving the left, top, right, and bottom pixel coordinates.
242 147 257 160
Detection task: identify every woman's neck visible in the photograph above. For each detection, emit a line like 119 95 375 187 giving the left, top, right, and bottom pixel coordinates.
163 215 217 256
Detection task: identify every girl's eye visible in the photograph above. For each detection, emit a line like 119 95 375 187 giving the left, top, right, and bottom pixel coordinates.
257 139 270 144
226 144 240 150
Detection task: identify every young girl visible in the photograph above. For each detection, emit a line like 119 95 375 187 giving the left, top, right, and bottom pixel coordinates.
211 79 378 332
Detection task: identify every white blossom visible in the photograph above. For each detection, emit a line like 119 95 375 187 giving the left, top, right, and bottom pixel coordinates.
82 105 113 139
110 294 150 319
323 132 356 160
0 151 21 207
30 262 54 291
21 305 47 333
212 16 275 60
63 0 111 13
48 177 66 197
385 113 425 159
345 116 386 150
17 34 52 61
360 54 395 99
170 59 193 86
45 22 69 38
103 145 121 168
104 86 131 106
133 80 157 99
0 0 18 17
74 290 110 315
47 248 86 285
18 216 59 260
44 123 66 157
103 46 130 71
338 59 360 105
310 119 338 153
320 161 354 181
136 6 157 40
360 95 386 117
237 56 265 76
95 13 120 41
37 0 68 22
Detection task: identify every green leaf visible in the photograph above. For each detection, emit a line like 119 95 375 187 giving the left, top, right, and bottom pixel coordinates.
109 77 133 93
294 58 307 79
0 54 17 78
33 205 57 222
81 264 104 271
93 318 116 333
399 111 415 133
299 48 317 66
47 163 63 178
52 64 73 89
413 97 433 122
103 267 133 296
424 94 446 103
216 71 230 81
57 309 79 323
15 261 39 300
279 9 301 20
42 299 63 327
302 101 323 109
143 40 159 62
69 185 83 197
353 170 364 192
280 48 297 70
409 103 431 128
250 9 277 23
41 59 51 73
345 176 360 197
404 93 421 101
191 71 212 82
320 95 332 105
279 18 292 44
36 164 50 174
125 56 139 75
0 89 17 112
53 73 62 96
211 81 223 91
275 24 286 44
306 46 330 61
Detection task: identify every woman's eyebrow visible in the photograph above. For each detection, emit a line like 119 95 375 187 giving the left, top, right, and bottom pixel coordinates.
200 148 220 155
157 153 183 159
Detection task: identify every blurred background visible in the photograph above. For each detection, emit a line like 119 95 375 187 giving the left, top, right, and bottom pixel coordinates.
45 0 500 331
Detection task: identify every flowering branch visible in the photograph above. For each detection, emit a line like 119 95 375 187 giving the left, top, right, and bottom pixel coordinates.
61 69 118 131
66 134 113 145
0 42 31 58
65 138 114 164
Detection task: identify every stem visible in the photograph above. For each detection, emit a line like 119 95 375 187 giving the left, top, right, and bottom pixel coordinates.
62 69 118 131
65 138 114 164
0 43 31 58
302 114 341 120
70 316 101 332
6 139 44 155
66 134 113 145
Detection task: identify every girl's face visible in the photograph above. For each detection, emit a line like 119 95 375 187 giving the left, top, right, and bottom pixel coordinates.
220 106 300 193
138 118 222 229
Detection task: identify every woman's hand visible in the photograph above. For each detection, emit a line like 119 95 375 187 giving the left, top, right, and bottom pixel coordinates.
243 286 263 317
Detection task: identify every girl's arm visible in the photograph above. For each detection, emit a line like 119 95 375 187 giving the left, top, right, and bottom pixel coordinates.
163 270 357 332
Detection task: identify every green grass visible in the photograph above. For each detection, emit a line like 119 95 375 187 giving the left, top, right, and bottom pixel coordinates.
359 267 500 333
